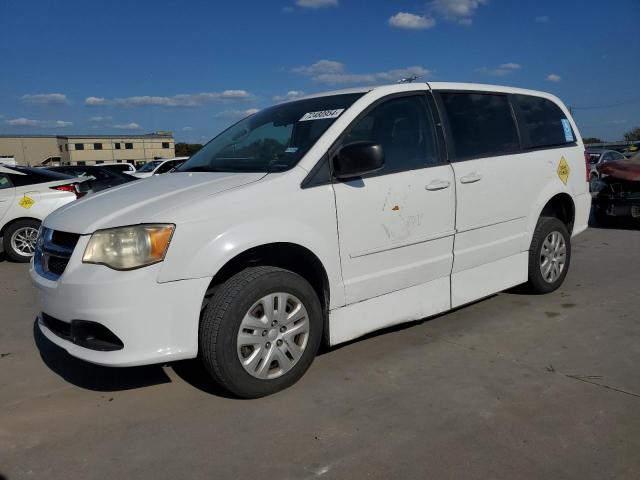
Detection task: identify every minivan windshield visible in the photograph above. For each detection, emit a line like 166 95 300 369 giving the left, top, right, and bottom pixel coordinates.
178 93 365 173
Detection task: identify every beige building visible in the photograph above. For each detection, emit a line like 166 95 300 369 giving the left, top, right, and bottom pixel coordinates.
0 133 175 166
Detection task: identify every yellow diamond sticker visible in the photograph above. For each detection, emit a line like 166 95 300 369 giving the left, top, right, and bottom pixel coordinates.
18 196 35 209
557 156 570 185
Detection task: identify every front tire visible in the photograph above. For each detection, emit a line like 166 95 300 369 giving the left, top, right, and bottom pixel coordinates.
3 219 40 263
199 266 323 398
526 217 571 294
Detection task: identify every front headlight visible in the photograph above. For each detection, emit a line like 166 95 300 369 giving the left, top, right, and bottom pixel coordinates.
83 224 175 270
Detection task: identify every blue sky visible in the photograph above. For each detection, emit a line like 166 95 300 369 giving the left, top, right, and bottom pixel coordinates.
1 0 639 142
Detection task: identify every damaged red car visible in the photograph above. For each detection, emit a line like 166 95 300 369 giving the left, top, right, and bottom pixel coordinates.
593 152 640 225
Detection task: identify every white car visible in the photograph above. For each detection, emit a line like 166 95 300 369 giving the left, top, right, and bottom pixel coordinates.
95 162 137 174
1 165 83 262
31 82 590 398
130 157 187 178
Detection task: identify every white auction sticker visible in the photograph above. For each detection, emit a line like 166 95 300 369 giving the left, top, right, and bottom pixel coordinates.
299 109 344 122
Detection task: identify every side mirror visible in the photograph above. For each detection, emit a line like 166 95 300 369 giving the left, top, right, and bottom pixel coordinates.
332 142 385 180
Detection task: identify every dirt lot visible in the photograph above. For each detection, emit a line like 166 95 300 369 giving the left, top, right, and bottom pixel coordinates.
1 222 639 479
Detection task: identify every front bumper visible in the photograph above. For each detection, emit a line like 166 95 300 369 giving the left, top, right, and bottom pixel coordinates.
30 239 211 367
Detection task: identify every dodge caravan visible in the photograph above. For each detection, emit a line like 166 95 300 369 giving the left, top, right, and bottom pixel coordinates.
31 82 591 398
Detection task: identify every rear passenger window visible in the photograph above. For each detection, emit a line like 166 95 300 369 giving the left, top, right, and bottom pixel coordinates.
343 95 438 173
512 94 575 149
7 168 72 187
440 92 520 160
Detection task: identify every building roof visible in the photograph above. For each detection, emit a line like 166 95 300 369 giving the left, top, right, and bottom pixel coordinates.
0 133 173 139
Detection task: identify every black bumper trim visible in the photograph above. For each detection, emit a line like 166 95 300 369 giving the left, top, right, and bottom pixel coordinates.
41 313 124 352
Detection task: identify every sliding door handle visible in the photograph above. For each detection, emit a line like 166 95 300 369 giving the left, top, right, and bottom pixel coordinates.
460 173 482 184
425 180 451 191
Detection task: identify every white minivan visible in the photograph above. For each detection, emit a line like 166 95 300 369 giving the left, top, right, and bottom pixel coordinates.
31 82 591 398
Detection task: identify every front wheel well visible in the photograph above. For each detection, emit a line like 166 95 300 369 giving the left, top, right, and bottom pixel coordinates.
0 217 41 238
540 193 575 233
204 243 330 342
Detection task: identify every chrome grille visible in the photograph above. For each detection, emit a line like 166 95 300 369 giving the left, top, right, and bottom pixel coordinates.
34 227 80 280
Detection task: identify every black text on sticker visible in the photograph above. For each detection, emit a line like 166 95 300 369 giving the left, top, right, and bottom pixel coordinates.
299 109 344 122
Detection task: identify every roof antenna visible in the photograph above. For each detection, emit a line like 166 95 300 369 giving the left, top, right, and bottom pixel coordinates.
397 75 422 84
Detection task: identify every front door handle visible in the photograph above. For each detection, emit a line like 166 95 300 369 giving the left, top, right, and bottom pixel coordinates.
425 180 451 191
460 173 482 184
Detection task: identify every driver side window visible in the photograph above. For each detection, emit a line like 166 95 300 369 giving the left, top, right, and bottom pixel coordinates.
342 95 438 174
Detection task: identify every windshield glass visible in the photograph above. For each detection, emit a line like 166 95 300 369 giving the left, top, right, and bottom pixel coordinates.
138 160 163 172
178 93 365 173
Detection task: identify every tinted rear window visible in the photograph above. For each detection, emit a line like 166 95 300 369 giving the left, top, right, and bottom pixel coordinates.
512 94 574 149
101 164 131 173
440 92 520 160
50 167 113 180
6 167 73 187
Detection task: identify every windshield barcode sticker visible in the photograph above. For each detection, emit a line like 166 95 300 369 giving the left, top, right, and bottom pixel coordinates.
299 109 344 122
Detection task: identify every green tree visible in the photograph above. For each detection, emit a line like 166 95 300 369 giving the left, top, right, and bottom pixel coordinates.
623 127 640 142
175 142 203 157
582 137 603 144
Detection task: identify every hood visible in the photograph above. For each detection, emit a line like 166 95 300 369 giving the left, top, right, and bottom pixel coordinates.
44 171 266 234
598 160 640 182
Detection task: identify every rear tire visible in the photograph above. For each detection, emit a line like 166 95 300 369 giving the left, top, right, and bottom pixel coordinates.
3 219 40 263
526 217 571 294
199 266 323 398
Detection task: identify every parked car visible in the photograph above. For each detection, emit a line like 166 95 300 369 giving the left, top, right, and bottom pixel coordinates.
592 152 640 225
587 148 627 190
0 165 84 262
46 165 138 193
31 82 590 398
130 157 187 178
96 163 137 174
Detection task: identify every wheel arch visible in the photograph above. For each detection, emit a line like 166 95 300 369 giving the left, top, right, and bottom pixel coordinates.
203 242 332 345
539 193 576 233
523 190 576 252
0 216 41 238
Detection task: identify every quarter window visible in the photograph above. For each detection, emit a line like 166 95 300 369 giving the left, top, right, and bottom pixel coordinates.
6 167 74 187
440 92 520 160
342 95 438 173
512 94 574 149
